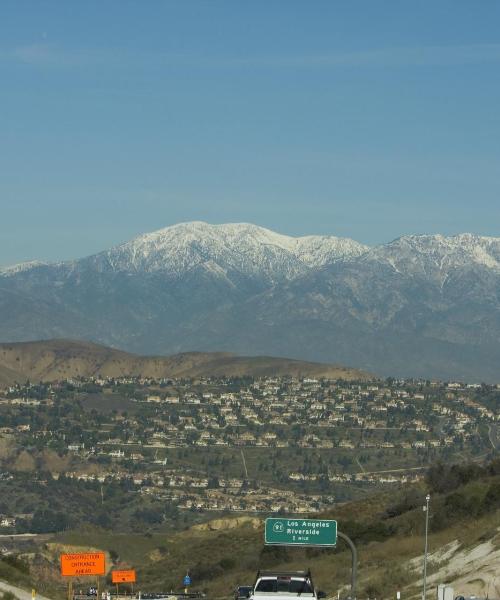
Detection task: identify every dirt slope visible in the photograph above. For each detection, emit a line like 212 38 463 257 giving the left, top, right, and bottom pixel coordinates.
424 534 500 598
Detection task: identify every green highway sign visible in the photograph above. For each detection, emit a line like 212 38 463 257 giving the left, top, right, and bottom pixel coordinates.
265 518 337 547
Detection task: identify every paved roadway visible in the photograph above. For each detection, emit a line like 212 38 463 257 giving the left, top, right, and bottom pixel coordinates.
0 579 53 600
488 424 499 451
0 535 40 539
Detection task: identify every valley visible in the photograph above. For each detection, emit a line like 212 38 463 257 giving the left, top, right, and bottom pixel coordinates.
0 341 497 600
0 370 496 534
1 460 500 600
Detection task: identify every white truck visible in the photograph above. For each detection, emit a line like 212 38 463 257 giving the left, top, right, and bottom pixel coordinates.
249 571 326 600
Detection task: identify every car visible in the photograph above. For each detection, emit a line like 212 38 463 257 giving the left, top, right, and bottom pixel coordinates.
250 571 326 600
235 586 254 600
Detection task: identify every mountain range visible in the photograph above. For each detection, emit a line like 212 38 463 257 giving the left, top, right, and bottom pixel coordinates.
1 221 500 381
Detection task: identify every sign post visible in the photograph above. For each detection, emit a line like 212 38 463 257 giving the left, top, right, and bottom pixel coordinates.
264 518 357 599
265 518 337 547
112 570 136 584
60 553 106 577
112 570 137 596
183 574 191 595
60 552 106 600
337 531 357 599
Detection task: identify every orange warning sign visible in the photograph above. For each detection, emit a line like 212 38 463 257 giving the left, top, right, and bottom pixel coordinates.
60 552 106 577
111 570 136 583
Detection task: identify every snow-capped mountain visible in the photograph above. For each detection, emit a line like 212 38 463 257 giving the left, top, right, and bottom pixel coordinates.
366 233 500 279
1 222 500 381
0 260 50 276
83 221 369 283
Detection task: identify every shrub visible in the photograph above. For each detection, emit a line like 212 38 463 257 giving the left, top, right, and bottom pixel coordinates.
31 509 72 533
132 508 163 524
191 562 223 581
426 462 485 494
385 489 425 518
482 482 500 511
218 557 236 570
259 545 290 566
1 555 30 575
340 519 395 543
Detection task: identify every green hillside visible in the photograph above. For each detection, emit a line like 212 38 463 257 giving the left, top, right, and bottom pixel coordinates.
3 459 499 600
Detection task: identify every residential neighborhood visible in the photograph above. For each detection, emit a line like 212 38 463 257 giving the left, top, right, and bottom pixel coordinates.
0 375 498 529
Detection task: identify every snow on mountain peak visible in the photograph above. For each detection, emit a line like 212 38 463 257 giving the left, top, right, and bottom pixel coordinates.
94 221 369 281
4 225 500 284
0 260 49 277
369 232 500 275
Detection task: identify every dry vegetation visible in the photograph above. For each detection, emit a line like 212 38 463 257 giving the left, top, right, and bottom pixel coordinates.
0 339 370 386
0 464 490 600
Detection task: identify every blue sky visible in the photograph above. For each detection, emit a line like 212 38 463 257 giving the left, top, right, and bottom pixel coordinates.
1 1 500 266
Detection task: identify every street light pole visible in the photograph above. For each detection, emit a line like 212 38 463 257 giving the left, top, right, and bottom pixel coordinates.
422 494 431 600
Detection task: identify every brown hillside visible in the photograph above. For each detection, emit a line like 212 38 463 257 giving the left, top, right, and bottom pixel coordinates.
0 339 370 385
0 362 24 387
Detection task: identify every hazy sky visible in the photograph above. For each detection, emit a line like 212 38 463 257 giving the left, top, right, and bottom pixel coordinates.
1 1 500 266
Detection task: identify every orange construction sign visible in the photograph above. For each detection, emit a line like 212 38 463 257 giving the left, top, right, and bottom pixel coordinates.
60 552 106 577
111 570 136 583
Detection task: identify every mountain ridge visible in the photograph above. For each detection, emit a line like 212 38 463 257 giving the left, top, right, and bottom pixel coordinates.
0 338 370 386
1 222 500 381
4 223 500 276
1 222 368 280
